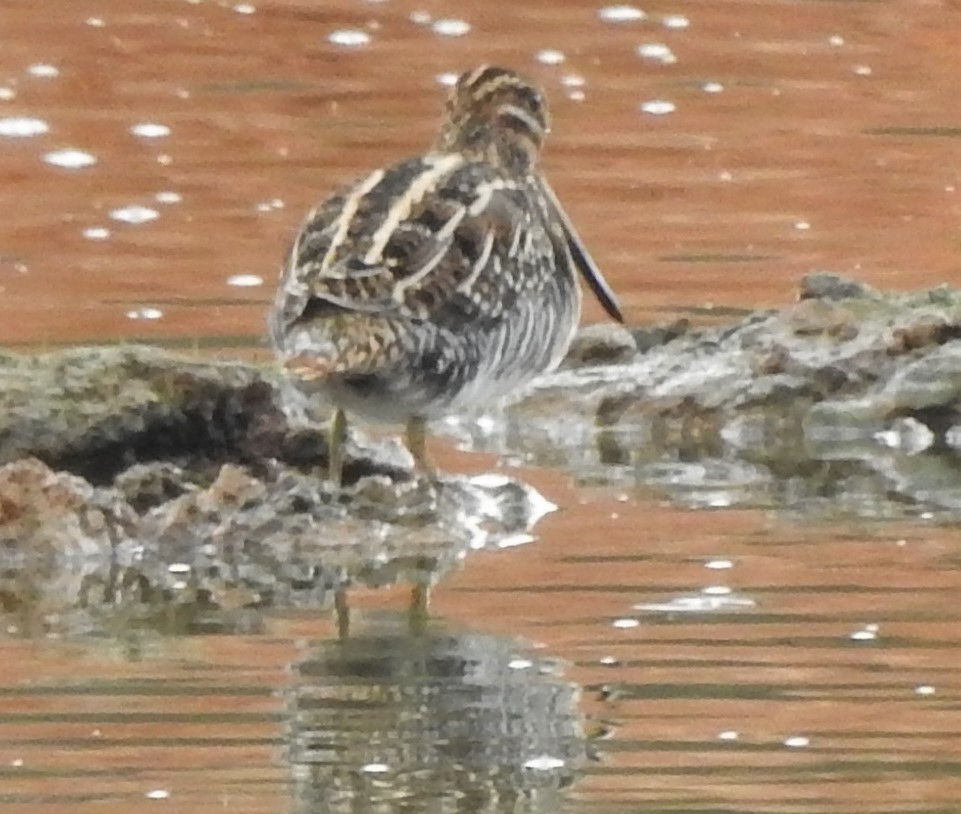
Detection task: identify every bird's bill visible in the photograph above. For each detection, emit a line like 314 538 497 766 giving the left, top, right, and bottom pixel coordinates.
539 179 624 324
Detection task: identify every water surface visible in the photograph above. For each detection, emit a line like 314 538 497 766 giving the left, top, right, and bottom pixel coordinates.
2 0 961 811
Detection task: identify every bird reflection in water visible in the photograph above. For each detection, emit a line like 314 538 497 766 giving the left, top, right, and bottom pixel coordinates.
286 611 585 813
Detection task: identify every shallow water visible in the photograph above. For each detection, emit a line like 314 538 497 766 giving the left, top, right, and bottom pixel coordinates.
3 0 961 811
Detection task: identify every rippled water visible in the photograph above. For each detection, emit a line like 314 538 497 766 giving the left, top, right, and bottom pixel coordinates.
3 0 961 811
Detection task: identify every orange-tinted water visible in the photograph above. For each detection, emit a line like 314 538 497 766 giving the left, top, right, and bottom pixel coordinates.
2 0 961 811
2 0 959 346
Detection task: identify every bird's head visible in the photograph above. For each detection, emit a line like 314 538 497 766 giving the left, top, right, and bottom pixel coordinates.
435 65 550 171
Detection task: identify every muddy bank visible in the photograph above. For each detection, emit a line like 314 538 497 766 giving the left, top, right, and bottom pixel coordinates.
2 274 961 631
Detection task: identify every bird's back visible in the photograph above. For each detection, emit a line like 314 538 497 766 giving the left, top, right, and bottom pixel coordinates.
269 64 621 423
270 151 579 402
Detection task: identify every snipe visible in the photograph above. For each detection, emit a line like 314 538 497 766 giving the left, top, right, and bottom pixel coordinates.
269 65 623 485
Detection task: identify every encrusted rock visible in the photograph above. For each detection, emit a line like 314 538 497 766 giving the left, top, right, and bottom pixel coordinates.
0 346 285 483
4 274 961 631
0 457 133 558
798 272 879 301
562 323 638 368
631 318 691 354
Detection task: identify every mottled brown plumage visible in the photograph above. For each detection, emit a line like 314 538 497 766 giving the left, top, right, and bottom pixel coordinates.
269 65 622 483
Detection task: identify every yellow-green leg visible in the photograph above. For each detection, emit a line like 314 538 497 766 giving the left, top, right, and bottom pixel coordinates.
405 416 434 477
408 582 430 635
328 407 347 487
334 585 350 640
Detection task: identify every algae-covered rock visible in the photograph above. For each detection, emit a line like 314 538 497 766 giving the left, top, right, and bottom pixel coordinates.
0 346 284 482
451 275 961 515
504 275 961 436
0 456 134 558
0 455 555 635
0 346 558 634
4 274 961 634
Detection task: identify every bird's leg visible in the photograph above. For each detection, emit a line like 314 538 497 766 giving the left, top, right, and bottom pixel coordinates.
334 586 350 640
408 583 430 635
328 407 347 487
405 415 435 478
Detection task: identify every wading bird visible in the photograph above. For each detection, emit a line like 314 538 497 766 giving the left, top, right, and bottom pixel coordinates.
269 65 623 485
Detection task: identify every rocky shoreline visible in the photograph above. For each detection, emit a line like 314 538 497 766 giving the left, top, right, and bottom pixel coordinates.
3 274 960 632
